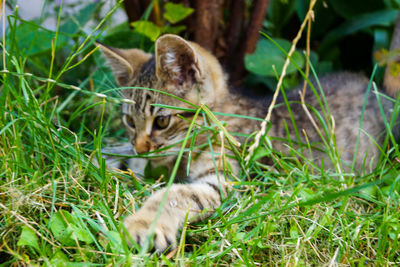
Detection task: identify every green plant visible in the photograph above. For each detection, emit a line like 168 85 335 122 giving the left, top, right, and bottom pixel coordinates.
245 0 400 91
1 1 400 265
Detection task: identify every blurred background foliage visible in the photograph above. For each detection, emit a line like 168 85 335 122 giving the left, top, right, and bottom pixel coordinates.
247 0 400 90
2 0 400 134
3 0 400 93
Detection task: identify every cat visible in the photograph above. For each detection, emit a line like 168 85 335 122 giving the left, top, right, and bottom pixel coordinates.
97 34 399 252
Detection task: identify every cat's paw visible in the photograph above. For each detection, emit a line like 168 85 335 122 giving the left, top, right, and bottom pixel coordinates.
123 214 178 253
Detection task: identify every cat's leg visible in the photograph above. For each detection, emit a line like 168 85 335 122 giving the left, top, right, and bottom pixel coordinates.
123 173 225 252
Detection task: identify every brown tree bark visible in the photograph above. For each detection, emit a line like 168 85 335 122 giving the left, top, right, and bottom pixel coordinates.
123 0 143 23
194 0 224 52
230 0 270 86
243 0 269 54
122 0 270 87
223 0 245 65
123 0 156 24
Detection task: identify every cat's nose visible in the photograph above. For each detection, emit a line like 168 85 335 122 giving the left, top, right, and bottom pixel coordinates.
135 135 152 154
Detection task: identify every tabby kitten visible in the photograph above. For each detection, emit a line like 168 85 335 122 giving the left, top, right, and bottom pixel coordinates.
97 34 398 252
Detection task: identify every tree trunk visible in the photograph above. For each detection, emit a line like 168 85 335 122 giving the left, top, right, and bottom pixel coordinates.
223 0 245 66
122 0 269 87
194 0 224 52
230 0 270 86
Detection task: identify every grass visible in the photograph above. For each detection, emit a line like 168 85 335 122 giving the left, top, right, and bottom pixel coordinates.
1 1 400 266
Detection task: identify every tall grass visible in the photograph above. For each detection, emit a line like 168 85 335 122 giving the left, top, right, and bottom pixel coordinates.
1 1 400 266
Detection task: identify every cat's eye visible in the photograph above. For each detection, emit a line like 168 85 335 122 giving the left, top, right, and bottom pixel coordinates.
124 115 135 128
154 115 171 129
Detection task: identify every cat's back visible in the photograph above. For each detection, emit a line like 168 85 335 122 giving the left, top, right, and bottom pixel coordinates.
222 71 396 171
224 72 377 129
266 72 396 171
285 72 392 133
221 72 379 136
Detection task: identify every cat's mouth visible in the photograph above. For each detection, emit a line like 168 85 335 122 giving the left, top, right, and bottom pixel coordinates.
132 141 171 157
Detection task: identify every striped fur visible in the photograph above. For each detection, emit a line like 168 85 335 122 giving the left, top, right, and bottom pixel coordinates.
97 34 398 252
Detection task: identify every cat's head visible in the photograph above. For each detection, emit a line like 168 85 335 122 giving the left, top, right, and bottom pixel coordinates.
98 34 227 159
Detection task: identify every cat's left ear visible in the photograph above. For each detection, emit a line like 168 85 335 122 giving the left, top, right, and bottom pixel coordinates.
155 34 203 86
96 42 152 86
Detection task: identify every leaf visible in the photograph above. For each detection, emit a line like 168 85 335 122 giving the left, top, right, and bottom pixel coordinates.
245 38 304 77
59 2 99 35
108 231 123 254
252 136 273 160
163 3 194 24
232 232 246 241
71 224 94 244
12 22 67 56
49 210 75 246
17 226 40 251
309 51 333 75
297 0 337 39
290 224 299 238
99 230 123 253
144 161 169 180
50 250 70 266
50 209 95 245
267 0 297 35
360 185 377 197
319 9 398 54
9 2 99 56
131 21 161 42
328 0 386 19
152 166 169 180
163 25 187 35
373 29 390 52
101 23 153 50
144 161 153 179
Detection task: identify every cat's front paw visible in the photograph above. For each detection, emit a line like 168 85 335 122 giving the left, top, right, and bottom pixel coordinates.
123 214 178 253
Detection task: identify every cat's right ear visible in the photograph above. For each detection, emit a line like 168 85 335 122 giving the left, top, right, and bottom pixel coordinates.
96 42 151 86
155 34 203 87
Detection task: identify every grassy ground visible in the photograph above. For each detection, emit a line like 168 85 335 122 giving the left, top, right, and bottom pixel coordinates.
1 2 400 266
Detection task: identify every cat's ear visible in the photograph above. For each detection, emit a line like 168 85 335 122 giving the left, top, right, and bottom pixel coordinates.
96 42 151 86
155 34 203 86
